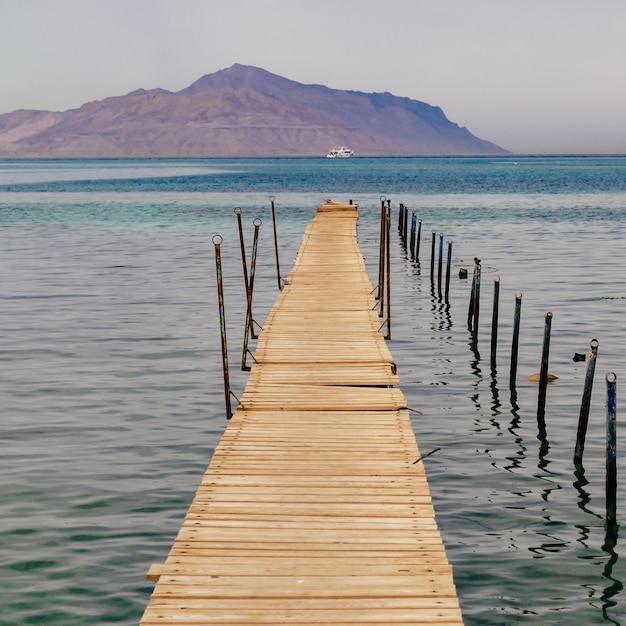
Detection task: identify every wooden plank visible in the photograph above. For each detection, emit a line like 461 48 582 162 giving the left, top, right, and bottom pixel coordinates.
140 201 463 625
147 561 455 578
145 574 458 596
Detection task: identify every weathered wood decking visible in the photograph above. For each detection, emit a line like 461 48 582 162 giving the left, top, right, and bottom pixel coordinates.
140 201 464 624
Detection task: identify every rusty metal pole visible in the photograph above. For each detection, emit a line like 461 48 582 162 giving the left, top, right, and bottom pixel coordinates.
248 216 261 341
378 199 387 317
385 202 391 339
270 196 281 290
213 235 232 420
241 218 261 371
377 197 386 304
234 207 248 292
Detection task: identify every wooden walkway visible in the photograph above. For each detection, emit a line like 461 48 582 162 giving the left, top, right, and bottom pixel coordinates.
140 201 464 624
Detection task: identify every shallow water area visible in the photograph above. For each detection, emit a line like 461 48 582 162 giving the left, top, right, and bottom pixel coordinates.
1 156 626 624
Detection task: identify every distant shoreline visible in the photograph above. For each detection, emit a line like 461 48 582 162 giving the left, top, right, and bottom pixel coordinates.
1 153 626 161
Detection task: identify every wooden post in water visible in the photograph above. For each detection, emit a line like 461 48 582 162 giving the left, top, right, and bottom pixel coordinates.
445 240 453 303
430 231 436 280
437 233 444 297
510 292 523 391
473 259 481 333
467 258 477 328
410 212 417 257
467 258 481 333
606 372 617 526
537 312 553 418
574 338 599 464
490 276 500 367
415 220 422 260
403 205 409 243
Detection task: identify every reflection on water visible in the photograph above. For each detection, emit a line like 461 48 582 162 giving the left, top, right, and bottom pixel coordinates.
601 526 623 625
574 464 600 518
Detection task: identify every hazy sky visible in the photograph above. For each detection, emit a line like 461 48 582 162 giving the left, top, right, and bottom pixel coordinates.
2 0 625 154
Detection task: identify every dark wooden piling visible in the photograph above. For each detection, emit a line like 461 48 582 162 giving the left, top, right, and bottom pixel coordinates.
444 240 453 303
574 338 599 464
510 292 523 391
490 276 500 367
467 258 481 334
415 220 422 260
437 234 444 297
430 231 436 280
606 372 617 526
537 312 553 417
403 204 409 243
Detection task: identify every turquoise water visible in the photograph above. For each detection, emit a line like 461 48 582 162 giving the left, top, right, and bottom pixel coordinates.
1 156 626 624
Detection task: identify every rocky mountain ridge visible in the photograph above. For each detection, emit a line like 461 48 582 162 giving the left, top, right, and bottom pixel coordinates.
0 64 507 157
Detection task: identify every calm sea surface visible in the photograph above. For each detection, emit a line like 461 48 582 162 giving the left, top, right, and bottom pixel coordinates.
1 156 626 625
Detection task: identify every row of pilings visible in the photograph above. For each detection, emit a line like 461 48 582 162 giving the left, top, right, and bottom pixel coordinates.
395 200 618 529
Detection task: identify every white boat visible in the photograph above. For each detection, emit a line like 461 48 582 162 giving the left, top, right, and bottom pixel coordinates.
326 146 354 158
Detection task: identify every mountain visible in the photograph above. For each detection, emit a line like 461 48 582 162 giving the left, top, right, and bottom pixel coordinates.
0 64 507 157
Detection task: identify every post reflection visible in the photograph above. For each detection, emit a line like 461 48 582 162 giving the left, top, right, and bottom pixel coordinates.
572 463 601 518
601 524 622 625
536 410 551 472
430 275 452 332
490 364 502 417
504 404 527 472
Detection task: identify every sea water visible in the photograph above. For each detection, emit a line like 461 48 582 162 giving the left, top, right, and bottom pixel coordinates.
1 156 626 625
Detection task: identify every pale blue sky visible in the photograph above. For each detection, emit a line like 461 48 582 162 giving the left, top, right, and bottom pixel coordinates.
2 0 625 153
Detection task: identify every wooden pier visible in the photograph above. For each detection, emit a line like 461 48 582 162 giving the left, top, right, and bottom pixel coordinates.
140 201 464 624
